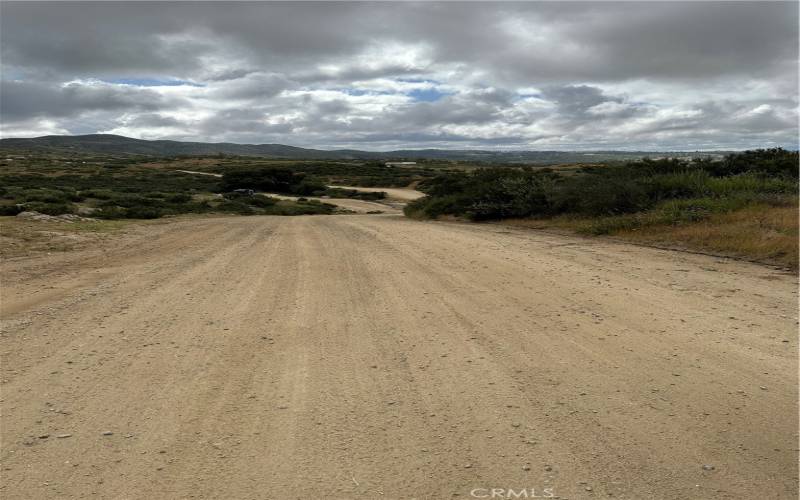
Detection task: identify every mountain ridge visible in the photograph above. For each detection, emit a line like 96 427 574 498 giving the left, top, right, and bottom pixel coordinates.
0 134 728 163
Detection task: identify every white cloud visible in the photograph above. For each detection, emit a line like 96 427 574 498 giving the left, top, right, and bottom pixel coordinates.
1 2 797 149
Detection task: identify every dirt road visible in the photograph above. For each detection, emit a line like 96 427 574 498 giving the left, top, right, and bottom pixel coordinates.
1 215 797 499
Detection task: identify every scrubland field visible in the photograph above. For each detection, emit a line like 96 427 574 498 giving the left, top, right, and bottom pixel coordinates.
2 149 796 267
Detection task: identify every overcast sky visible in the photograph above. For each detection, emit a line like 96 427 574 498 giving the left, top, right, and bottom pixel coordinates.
1 2 797 150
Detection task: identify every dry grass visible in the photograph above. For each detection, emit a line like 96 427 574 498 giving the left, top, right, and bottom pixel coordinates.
501 203 799 270
0 212 246 260
0 217 136 258
615 204 798 269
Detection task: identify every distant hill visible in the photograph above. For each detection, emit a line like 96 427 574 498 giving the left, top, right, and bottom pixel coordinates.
0 134 354 159
0 134 726 163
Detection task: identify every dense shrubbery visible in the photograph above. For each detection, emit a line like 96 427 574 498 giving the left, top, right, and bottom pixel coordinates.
220 167 326 195
0 162 336 219
272 161 437 187
92 193 212 219
219 167 389 201
324 187 386 200
406 149 799 222
0 170 219 194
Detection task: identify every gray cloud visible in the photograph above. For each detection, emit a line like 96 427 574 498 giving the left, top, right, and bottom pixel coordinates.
543 86 620 117
1 1 797 150
211 73 295 101
1 80 175 119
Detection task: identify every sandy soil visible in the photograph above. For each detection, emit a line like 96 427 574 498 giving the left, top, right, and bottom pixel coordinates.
175 170 223 178
1 215 797 499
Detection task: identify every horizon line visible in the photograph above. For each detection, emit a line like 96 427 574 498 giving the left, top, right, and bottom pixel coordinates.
0 133 788 154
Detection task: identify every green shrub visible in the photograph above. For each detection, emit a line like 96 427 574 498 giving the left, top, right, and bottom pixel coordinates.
709 148 799 178
95 206 128 219
220 167 316 194
247 195 278 208
291 180 326 196
24 202 74 215
706 173 797 196
21 189 72 204
124 206 164 219
579 215 642 235
166 193 192 203
554 175 651 216
102 195 160 208
215 200 255 215
79 189 116 200
407 148 798 222
645 170 711 200
0 204 24 216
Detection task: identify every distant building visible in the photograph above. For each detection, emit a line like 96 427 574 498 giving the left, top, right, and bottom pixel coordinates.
386 161 417 167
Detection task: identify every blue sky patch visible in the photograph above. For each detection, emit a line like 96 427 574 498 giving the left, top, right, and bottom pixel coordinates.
341 88 391 96
408 87 450 102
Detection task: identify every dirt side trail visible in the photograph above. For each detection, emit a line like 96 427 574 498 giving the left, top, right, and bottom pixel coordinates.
1 215 797 499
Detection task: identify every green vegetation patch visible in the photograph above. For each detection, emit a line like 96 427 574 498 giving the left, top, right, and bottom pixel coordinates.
406 148 798 222
0 158 337 219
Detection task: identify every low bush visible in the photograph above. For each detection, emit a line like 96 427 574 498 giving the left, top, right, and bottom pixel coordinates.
0 157 337 220
0 204 25 216
124 206 164 219
24 202 74 216
214 200 255 215
247 195 278 208
324 187 386 200
79 189 116 200
20 188 78 204
166 193 192 203
408 149 799 222
220 167 325 195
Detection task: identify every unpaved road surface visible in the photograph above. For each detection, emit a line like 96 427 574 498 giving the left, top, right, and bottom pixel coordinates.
1 215 797 499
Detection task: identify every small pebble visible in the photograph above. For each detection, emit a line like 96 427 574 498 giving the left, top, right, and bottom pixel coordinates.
702 464 715 471
102 431 113 436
